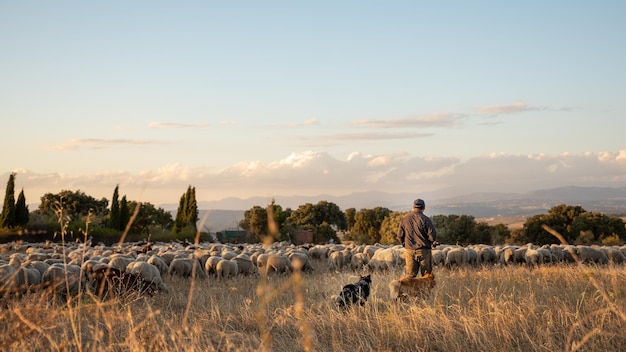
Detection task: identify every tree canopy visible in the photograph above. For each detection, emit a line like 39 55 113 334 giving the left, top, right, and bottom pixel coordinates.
0 173 17 229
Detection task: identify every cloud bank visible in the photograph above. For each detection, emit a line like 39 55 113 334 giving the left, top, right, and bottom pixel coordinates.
5 150 626 208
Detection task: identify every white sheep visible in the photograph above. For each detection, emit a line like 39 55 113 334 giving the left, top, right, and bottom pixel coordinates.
126 261 169 293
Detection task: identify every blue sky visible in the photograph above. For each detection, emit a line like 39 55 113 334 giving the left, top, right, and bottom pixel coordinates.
1 1 625 207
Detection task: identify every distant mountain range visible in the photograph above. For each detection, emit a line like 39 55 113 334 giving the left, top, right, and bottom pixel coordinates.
160 186 626 233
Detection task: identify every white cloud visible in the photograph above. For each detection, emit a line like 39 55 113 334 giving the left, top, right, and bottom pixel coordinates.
475 101 545 116
45 138 161 151
351 113 465 129
149 121 209 128
4 150 626 207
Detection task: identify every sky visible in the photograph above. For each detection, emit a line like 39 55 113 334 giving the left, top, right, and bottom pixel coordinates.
1 1 626 208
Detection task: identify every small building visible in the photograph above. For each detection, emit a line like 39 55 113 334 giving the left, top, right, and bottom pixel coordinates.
291 230 314 245
217 229 248 243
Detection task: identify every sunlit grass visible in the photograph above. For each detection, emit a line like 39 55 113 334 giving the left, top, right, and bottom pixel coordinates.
1 260 625 352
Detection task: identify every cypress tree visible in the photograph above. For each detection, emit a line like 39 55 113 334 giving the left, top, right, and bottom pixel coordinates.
119 195 130 231
108 185 121 230
173 193 186 233
15 189 29 227
0 173 17 229
185 186 198 230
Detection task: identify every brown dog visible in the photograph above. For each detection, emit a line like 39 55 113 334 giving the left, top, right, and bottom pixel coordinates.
389 272 436 300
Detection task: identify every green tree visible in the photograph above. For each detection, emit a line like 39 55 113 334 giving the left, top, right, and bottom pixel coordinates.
38 190 108 219
490 223 511 244
108 185 121 230
15 189 29 227
119 196 130 231
173 185 199 233
471 221 493 244
128 201 174 235
185 186 198 230
0 173 17 229
314 222 340 244
173 193 186 233
379 211 406 245
349 207 391 244
521 204 626 245
239 205 268 242
344 208 356 232
286 201 346 243
432 214 476 245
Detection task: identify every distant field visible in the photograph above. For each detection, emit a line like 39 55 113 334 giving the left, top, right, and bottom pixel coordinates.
477 216 527 230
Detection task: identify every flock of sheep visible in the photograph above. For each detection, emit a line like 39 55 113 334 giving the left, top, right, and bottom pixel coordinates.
1 239 625 303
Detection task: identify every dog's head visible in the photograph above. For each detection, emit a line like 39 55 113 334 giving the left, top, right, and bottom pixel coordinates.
359 274 372 285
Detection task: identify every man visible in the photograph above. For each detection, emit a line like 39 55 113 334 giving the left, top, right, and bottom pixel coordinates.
397 198 438 278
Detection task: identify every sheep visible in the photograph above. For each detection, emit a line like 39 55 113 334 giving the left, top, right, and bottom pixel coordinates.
263 254 292 275
350 252 369 271
204 256 224 277
232 254 257 275
147 255 169 276
367 248 399 272
445 248 468 268
328 251 345 271
107 255 136 272
41 263 87 304
289 252 314 273
169 258 207 279
126 261 169 293
216 259 239 279
90 265 157 299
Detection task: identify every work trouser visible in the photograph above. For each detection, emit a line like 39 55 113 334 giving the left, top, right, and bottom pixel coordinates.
404 248 432 278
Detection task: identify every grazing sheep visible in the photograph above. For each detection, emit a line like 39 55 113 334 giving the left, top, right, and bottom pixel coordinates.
524 245 542 267
431 250 446 267
328 251 345 271
126 261 169 293
91 265 157 299
41 263 87 303
601 247 626 264
147 255 169 276
445 248 468 268
264 254 292 275
367 248 399 272
499 247 516 265
256 253 270 274
169 258 207 279
216 259 239 279
350 252 369 271
107 255 135 272
233 254 257 275
204 256 224 277
577 246 609 265
0 262 20 297
477 246 497 266
289 252 314 273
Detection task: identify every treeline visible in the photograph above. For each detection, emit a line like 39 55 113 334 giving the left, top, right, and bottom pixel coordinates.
237 201 625 246
2 173 625 246
0 173 199 243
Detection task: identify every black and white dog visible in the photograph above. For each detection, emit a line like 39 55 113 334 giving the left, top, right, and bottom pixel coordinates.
335 274 372 309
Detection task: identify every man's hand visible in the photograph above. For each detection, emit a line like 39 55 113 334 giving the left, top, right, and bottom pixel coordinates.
432 241 440 248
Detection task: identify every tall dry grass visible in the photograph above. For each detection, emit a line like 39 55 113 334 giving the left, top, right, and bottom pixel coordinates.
1 260 625 352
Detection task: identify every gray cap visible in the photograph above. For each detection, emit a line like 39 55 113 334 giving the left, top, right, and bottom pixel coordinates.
413 199 425 209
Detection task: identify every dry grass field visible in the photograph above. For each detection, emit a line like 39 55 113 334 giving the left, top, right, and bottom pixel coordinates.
1 258 625 352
